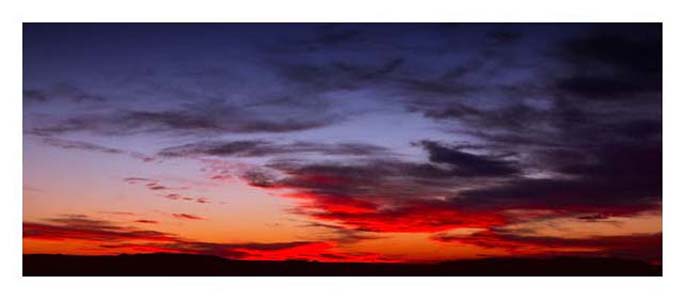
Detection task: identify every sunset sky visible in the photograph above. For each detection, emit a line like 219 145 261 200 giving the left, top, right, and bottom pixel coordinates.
23 23 662 263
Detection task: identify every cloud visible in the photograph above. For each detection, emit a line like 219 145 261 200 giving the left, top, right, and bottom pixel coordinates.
98 211 137 216
24 214 392 262
272 58 406 94
100 239 391 262
24 215 176 242
124 177 169 191
28 87 342 138
298 199 506 233
134 219 159 224
432 229 661 262
486 30 523 45
23 82 107 104
123 177 152 183
242 160 508 232
554 24 661 100
41 137 155 162
43 138 123 154
310 26 363 47
230 139 525 233
451 143 661 214
124 177 212 204
239 137 658 235
302 221 382 244
158 140 390 158
419 140 520 177
576 214 610 221
171 213 205 221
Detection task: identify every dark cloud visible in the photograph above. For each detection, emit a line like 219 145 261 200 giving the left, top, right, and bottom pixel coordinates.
123 177 211 204
23 89 48 102
158 140 390 158
273 57 406 93
453 143 660 213
24 214 349 261
41 137 155 162
486 30 523 45
385 26 663 227
124 177 169 191
257 159 453 200
238 168 276 187
555 24 661 100
334 58 405 80
23 82 107 104
311 27 362 47
147 183 168 191
171 213 205 221
615 119 661 139
30 103 339 136
555 76 649 99
420 140 520 177
24 215 176 242
561 25 661 74
123 177 154 184
134 219 159 224
432 229 661 262
454 177 658 214
99 239 383 262
302 221 382 244
43 138 124 154
99 211 137 216
576 214 610 222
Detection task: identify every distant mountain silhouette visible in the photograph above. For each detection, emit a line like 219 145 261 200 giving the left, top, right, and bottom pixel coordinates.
23 253 661 276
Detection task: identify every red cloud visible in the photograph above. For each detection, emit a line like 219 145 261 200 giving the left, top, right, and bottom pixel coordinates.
24 214 399 262
307 201 505 233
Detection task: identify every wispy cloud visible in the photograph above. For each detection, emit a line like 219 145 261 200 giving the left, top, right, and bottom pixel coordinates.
171 213 205 221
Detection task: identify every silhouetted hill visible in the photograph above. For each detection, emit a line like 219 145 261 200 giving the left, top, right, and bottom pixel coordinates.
23 253 661 276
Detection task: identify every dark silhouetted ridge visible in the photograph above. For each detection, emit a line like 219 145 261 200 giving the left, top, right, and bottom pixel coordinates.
23 253 661 276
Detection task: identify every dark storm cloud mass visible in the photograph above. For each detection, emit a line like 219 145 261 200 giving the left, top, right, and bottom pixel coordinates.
232 24 660 245
554 24 661 99
450 143 661 214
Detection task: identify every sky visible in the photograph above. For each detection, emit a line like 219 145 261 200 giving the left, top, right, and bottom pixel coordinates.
23 23 662 263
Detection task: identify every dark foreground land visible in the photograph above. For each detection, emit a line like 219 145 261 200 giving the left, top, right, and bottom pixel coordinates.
24 253 661 276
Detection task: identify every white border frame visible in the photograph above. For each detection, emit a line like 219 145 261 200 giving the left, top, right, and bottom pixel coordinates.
2 1 684 299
